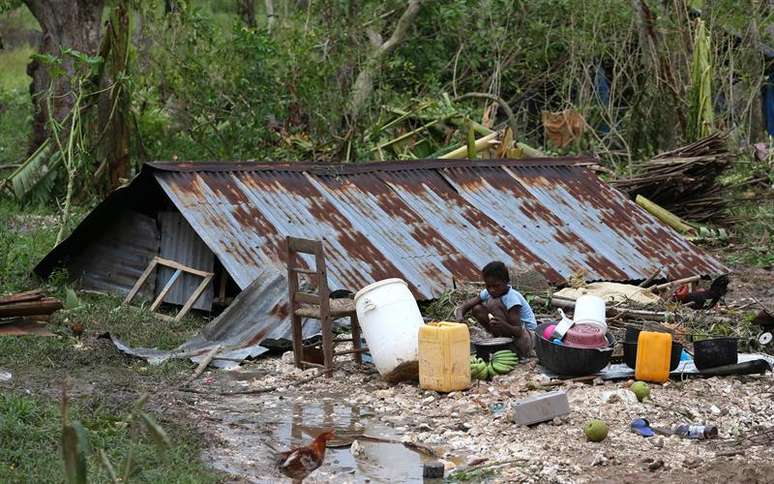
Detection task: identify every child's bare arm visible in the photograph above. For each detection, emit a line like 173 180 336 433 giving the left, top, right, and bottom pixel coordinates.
454 296 482 322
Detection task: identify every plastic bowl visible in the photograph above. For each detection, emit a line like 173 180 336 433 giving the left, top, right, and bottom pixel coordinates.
693 337 738 370
562 324 607 349
474 337 513 361
535 323 614 376
623 341 683 371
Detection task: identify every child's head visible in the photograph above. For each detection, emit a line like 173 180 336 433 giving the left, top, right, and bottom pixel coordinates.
482 261 510 298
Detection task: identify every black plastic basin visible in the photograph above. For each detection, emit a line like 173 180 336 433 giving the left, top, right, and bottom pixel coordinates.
694 337 738 370
623 340 683 371
535 322 614 376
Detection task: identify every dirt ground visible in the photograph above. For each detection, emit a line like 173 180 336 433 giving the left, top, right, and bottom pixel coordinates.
157 257 774 484
170 345 773 483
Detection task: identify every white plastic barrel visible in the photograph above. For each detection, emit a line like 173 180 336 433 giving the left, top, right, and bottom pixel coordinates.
354 278 424 382
573 295 607 332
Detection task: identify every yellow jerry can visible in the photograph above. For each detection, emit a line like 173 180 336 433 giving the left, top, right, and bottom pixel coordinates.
634 331 672 383
418 322 471 392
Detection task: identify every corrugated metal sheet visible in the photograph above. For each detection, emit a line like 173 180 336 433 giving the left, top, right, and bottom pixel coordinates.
39 158 728 366
153 159 726 296
157 211 214 311
69 210 160 298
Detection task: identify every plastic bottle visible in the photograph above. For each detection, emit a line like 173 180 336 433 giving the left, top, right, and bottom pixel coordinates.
673 424 718 440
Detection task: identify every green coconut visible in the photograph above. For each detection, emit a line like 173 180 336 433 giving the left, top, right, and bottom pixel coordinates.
584 419 609 442
631 381 651 402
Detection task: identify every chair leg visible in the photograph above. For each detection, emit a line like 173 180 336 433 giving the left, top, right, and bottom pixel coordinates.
291 314 304 369
351 312 362 365
321 316 334 376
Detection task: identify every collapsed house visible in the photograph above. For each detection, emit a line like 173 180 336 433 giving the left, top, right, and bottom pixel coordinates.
34 158 726 366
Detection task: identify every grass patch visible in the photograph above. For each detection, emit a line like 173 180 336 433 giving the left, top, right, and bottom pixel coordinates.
0 39 34 164
0 392 218 483
0 199 59 293
0 202 220 482
0 45 33 92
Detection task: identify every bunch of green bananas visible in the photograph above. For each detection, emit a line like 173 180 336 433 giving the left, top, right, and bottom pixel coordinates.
489 350 518 375
469 350 518 380
470 355 489 380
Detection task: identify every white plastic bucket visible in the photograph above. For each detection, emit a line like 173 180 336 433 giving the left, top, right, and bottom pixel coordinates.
354 278 424 382
573 295 607 332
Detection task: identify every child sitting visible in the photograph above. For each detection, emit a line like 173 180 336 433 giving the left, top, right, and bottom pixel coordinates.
454 261 537 357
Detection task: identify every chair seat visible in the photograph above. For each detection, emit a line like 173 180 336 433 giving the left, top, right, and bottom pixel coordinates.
294 298 356 318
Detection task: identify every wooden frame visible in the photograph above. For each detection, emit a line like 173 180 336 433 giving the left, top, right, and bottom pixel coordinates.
123 256 214 322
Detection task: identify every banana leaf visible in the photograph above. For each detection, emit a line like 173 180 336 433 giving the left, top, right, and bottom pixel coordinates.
5 139 63 202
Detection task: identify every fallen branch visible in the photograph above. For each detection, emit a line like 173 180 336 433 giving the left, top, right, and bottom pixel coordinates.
636 194 696 235
180 345 222 387
440 131 499 159
534 295 733 324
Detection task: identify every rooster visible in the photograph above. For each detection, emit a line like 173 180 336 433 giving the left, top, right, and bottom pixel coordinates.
673 275 729 310
69 321 85 338
276 430 335 482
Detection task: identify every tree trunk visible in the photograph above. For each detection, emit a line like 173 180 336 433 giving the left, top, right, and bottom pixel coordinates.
264 0 275 31
97 1 131 190
238 0 257 28
23 0 105 150
348 0 423 123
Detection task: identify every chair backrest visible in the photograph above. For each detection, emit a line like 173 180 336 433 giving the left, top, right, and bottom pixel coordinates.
286 236 329 308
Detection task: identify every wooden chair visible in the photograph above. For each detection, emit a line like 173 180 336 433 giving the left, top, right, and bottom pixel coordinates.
286 236 365 375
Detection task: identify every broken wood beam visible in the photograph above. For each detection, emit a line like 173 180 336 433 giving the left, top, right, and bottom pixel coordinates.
0 289 44 305
0 297 63 318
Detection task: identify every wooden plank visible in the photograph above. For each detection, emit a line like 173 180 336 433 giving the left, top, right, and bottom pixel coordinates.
150 269 182 312
351 312 363 365
123 257 159 304
0 290 44 306
288 239 303 368
174 274 213 321
287 237 323 255
300 361 326 369
334 348 369 356
0 298 63 318
154 256 213 278
294 292 322 305
154 313 177 322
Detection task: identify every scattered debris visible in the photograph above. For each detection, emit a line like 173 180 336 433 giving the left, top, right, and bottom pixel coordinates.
613 132 732 223
0 289 62 336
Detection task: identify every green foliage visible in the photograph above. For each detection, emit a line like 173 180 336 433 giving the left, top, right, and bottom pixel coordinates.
0 392 216 483
0 200 60 293
688 19 714 141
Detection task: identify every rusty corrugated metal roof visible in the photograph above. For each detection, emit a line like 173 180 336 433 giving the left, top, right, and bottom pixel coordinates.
149 158 726 297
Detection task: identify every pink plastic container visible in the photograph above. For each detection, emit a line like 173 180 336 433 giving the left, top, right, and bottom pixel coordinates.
562 324 608 349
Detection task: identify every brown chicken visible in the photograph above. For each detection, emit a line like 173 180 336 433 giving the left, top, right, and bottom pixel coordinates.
276 430 335 482
673 275 729 310
69 322 85 338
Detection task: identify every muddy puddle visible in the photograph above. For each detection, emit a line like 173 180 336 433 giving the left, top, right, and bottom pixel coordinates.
200 395 440 482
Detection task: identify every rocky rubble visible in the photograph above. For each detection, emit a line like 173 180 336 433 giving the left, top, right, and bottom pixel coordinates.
181 350 774 483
